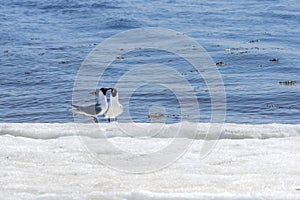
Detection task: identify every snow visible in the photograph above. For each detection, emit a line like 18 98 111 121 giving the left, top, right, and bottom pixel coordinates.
0 123 300 199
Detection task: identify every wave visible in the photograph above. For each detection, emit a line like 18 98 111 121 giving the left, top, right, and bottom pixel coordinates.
37 1 120 11
0 122 299 140
104 17 142 29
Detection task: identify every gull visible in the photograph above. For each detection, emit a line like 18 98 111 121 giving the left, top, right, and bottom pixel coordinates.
72 88 110 123
104 88 123 122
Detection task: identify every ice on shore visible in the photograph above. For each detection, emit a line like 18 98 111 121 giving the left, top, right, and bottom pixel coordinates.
0 122 299 139
0 123 299 199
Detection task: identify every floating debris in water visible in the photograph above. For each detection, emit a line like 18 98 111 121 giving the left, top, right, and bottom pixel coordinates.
225 48 231 52
30 37 40 40
225 47 263 54
248 39 260 43
59 61 70 64
279 81 296 86
24 71 32 75
148 113 167 119
269 58 279 62
116 55 124 60
148 113 189 119
216 61 227 66
266 103 293 109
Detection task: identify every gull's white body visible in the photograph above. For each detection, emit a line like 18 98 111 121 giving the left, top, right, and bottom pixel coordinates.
105 88 123 120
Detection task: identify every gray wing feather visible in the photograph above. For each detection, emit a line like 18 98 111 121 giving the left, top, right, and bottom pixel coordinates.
72 104 102 116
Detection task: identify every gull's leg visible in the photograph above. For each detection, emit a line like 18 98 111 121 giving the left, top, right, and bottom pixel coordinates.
93 117 98 123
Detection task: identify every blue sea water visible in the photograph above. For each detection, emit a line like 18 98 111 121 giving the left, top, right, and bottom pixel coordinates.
1 0 299 124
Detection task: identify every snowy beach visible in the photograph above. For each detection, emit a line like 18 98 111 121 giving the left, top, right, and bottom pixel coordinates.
1 0 300 199
1 123 300 199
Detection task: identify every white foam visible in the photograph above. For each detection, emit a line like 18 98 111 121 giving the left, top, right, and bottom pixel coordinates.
0 123 299 140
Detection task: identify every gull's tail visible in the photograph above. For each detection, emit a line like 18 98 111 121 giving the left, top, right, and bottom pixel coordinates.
72 104 80 110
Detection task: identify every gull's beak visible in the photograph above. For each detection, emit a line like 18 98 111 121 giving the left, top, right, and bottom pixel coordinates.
89 91 98 94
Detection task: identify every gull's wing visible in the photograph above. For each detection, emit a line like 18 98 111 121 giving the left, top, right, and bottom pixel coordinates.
72 104 103 116
72 89 109 117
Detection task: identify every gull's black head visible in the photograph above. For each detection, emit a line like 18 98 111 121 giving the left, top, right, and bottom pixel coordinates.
100 87 110 95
